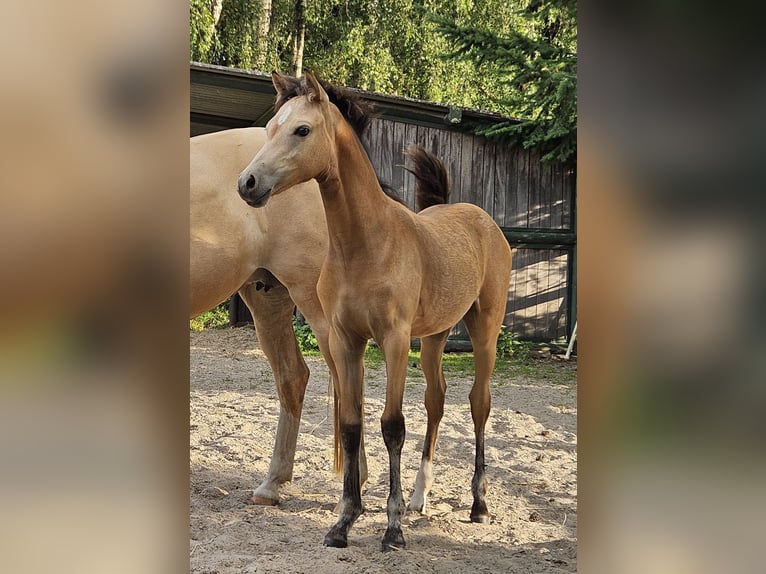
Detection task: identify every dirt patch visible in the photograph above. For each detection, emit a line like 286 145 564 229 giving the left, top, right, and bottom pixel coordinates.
191 327 577 573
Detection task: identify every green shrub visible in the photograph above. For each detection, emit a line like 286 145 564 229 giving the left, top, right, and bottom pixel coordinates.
496 325 528 360
190 301 230 331
293 315 320 353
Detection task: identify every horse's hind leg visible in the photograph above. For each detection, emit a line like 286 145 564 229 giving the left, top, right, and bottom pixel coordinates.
377 329 413 551
239 273 309 505
462 301 505 524
408 328 450 514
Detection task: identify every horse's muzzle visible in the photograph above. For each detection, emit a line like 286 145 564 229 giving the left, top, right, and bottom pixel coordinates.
237 172 272 208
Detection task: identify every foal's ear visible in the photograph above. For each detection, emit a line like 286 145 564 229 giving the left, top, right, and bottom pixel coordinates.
304 72 329 104
271 71 298 98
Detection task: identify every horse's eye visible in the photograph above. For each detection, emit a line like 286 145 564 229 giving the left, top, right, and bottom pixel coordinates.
294 125 310 137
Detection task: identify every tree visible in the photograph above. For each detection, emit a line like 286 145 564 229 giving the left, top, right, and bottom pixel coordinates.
190 0 223 62
254 0 273 69
188 0 573 145
290 0 306 76
432 0 577 164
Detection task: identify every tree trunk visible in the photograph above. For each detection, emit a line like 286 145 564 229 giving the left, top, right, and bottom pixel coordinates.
290 0 306 77
211 0 223 25
255 0 273 70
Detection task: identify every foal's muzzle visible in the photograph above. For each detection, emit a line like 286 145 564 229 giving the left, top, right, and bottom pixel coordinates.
237 172 272 208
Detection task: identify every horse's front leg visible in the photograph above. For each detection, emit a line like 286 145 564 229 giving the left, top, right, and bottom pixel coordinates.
239 279 309 505
288 284 369 487
378 330 412 551
323 330 367 548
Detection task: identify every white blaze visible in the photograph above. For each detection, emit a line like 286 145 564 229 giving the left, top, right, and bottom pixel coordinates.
277 104 292 126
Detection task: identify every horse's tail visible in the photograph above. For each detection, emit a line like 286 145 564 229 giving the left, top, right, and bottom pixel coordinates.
404 145 450 212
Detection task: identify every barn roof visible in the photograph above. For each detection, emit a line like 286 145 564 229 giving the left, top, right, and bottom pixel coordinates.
190 62 520 136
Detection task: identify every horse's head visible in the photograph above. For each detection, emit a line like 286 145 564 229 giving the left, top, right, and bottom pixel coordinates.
238 72 338 208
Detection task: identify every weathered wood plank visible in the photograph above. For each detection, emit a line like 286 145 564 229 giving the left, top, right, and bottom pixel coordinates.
493 144 509 226
392 121 407 196
379 119 394 187
516 149 530 227
403 123 418 209
540 159 552 229
480 140 496 218
466 136 484 206
549 163 564 230
458 134 475 205
527 151 543 228
366 118 380 176
447 130 463 204
504 147 519 228
501 228 576 246
562 166 574 230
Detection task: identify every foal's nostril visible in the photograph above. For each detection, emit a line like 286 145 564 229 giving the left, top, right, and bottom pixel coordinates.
246 174 256 191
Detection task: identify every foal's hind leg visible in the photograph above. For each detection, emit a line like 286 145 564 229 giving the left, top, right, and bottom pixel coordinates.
462 303 505 524
240 278 309 505
408 329 450 515
377 329 413 551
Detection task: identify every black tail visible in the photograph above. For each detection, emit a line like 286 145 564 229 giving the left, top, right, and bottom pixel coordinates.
404 146 450 212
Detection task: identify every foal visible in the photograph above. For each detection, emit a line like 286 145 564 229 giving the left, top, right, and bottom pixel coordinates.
238 72 512 551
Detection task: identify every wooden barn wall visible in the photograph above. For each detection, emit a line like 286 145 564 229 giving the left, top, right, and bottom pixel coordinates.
361 117 574 342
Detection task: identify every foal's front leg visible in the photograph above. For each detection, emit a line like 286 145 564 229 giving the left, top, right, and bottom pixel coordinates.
378 331 412 551
323 332 367 548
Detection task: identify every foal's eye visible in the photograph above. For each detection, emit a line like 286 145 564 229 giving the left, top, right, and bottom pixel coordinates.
294 125 310 137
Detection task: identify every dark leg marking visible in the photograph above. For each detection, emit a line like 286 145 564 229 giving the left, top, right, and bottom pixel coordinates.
324 424 364 548
381 415 407 551
470 427 490 524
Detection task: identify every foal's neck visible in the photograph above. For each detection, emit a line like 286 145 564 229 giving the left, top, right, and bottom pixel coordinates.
316 118 393 259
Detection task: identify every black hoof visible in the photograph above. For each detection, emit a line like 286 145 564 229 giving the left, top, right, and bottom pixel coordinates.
381 528 406 552
470 512 491 524
323 526 348 548
470 500 491 524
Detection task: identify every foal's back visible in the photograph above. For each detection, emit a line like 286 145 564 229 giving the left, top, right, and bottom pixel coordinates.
391 201 511 338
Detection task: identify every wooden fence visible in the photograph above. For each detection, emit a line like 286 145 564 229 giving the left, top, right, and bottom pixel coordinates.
359 117 576 343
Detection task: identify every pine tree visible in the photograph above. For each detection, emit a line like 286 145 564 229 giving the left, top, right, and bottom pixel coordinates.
432 0 577 165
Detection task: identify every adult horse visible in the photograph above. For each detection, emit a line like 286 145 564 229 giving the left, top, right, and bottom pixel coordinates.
192 124 374 504
238 72 512 551
191 128 330 505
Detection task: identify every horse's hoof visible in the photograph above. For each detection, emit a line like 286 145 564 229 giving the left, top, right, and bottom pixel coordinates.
323 531 348 548
470 513 491 524
470 500 490 523
407 499 425 514
381 528 406 552
252 494 279 506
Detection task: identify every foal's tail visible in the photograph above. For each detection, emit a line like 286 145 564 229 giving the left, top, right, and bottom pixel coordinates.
404 146 450 212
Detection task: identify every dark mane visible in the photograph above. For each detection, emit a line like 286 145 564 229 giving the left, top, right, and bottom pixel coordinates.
380 182 406 205
273 72 406 207
274 74 373 139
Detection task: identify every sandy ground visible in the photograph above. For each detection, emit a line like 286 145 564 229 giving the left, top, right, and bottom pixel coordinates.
190 327 577 573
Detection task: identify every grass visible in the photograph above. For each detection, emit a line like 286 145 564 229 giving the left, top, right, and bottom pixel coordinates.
363 341 575 386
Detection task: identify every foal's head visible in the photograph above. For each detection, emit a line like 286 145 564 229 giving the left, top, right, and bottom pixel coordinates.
238 72 343 208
